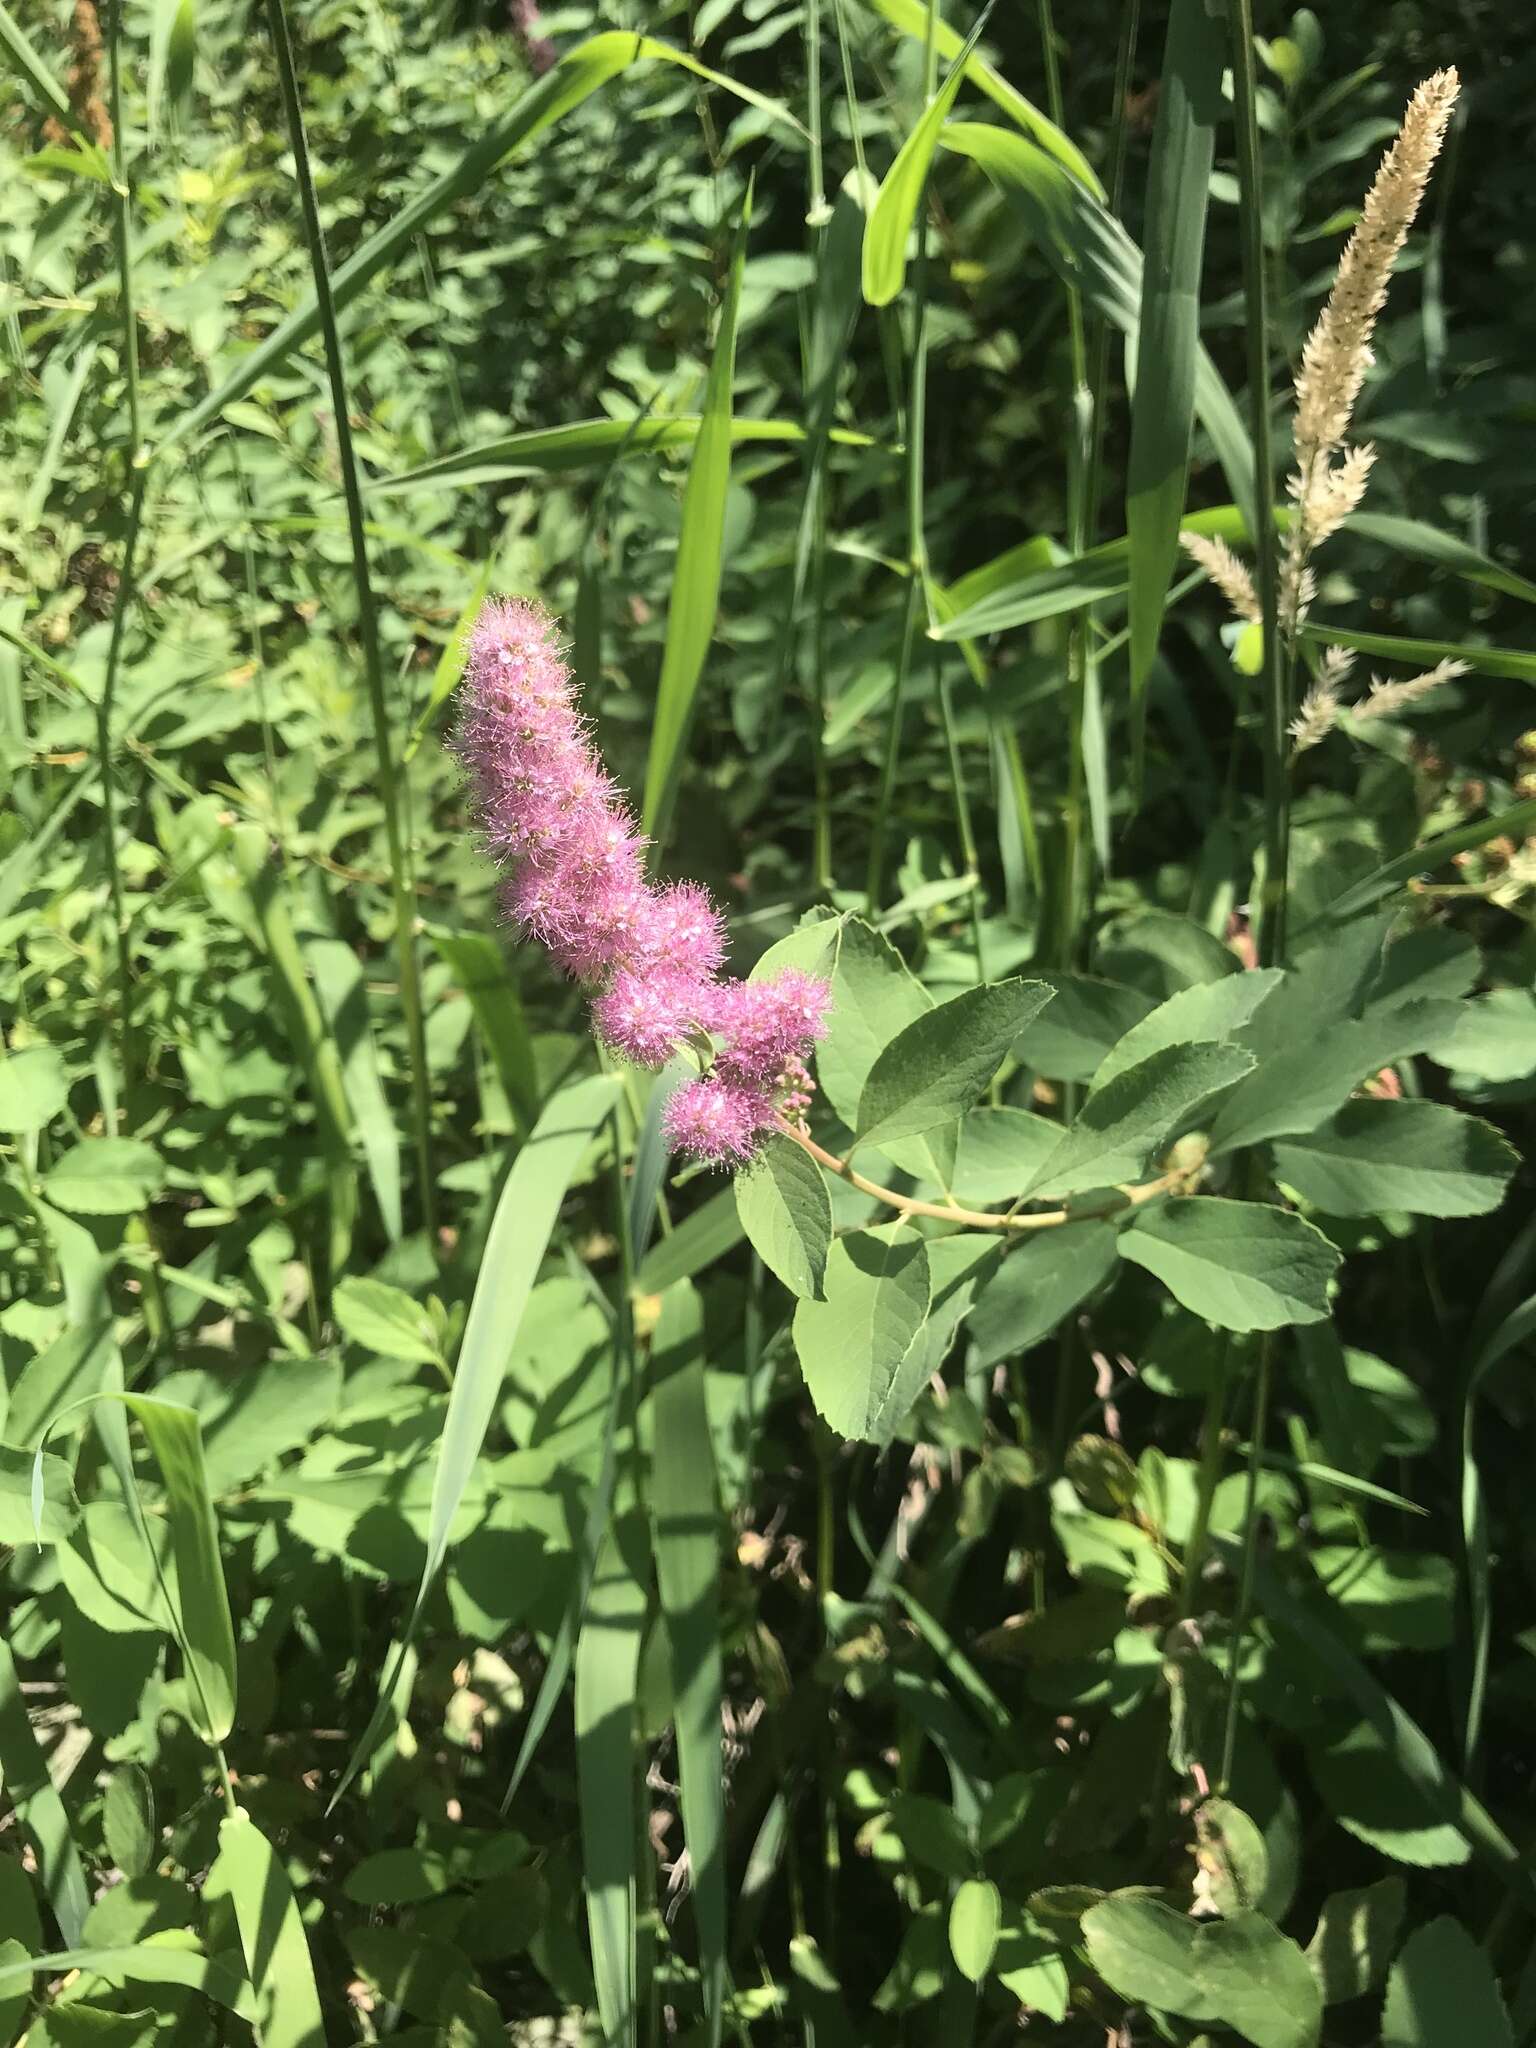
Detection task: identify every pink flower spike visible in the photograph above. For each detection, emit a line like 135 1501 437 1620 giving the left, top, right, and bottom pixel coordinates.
663 1077 775 1167
593 969 705 1070
632 880 727 980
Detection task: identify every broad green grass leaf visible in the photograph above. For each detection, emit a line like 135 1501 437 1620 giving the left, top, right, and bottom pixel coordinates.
333 1276 442 1365
1026 1041 1254 1199
1305 1877 1405 2003
117 1396 238 1746
1208 1000 1463 1153
103 1765 156 1880
735 1133 832 1299
948 1878 1001 1982
938 121 1255 529
862 59 969 307
40 1138 165 1216
0 1943 254 2018
968 1223 1120 1367
428 925 539 1139
649 1285 728 2042
576 1516 649 2048
1126 0 1223 727
634 1187 744 1295
627 1060 687 1270
1303 621 1536 685
164 36 801 454
643 191 750 843
305 934 403 1242
932 557 1130 640
1273 1100 1516 1218
1382 1917 1512 2048
0 1631 91 1942
1092 968 1283 1092
0 1046 68 1132
1302 796 1536 927
856 979 1053 1151
210 1812 325 2048
865 0 1101 193
1119 1197 1339 1331
373 416 871 496
794 1225 931 1442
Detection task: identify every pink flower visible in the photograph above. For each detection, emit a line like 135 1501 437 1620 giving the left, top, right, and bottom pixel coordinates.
662 1078 776 1167
453 596 830 1167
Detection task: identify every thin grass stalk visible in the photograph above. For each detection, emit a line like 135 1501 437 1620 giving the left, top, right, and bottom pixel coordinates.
1082 0 1141 537
1037 0 1095 965
1218 1329 1273 1790
261 0 436 1240
865 1 938 911
99 0 149 1113
1228 0 1286 968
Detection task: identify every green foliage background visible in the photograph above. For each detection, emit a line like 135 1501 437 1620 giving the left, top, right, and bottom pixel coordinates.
1 0 1534 2041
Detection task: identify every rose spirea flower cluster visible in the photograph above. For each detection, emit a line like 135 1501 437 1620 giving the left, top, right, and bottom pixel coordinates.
454 598 830 1165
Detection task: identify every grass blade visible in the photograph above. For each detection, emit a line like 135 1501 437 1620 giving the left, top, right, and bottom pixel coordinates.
642 187 751 846
862 53 970 307
1298 796 1536 928
0 1632 91 1944
161 37 800 458
211 1811 326 2048
0 0 112 170
428 924 540 1140
1459 1296 1536 1770
305 933 403 1244
0 1945 254 2017
576 1515 649 2048
650 1282 728 2041
1125 0 1222 750
330 1072 619 1808
1302 620 1536 685
865 0 1101 194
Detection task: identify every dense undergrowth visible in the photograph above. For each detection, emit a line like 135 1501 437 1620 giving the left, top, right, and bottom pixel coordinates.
1 0 1535 2042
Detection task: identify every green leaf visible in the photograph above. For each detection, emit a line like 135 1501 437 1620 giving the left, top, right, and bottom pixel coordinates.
1427 989 1536 1082
1026 1041 1254 1199
371 415 867 495
1021 975 1157 1083
1119 1198 1340 1331
1092 969 1283 1092
635 1186 744 1295
855 979 1053 1151
210 1812 326 2048
793 1225 932 1443
576 1517 648 2048
969 1224 1120 1366
952 1105 1063 1201
1305 1878 1405 2003
1382 1917 1512 2048
1273 1101 1517 1218
886 1793 974 1882
862 59 970 307
0 1633 90 1943
1084 1899 1322 2048
643 187 750 844
1082 1897 1218 2020
735 1134 832 1299
333 1276 442 1365
937 121 1254 528
948 1878 1001 1983
1314 1546 1454 1651
1303 620 1536 685
0 1046 68 1132
0 0 112 169
1309 1721 1469 1868
1126 0 1223 728
102 1766 156 1881
0 1445 76 1544
1300 796 1536 928
305 933 404 1241
163 35 799 455
867 0 1100 191
1208 1000 1463 1153
40 1138 164 1215
428 925 539 1139
117 1396 238 1747
816 916 931 1123
649 1286 727 2041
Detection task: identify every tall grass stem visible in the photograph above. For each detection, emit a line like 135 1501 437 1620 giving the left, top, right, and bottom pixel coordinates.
262 0 436 1240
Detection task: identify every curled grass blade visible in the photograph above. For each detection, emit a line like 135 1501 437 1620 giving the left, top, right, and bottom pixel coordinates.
642 186 751 846
650 1283 729 2041
1459 1296 1536 1770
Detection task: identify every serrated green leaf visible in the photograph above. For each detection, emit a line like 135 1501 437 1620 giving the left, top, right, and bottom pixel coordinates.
969 1223 1120 1366
734 1133 832 1299
1272 1100 1517 1218
1119 1197 1340 1331
41 1139 165 1216
793 1225 931 1443
333 1276 443 1365
1027 1041 1254 1198
0 1046 68 1132
1092 969 1283 1092
856 979 1053 1151
1381 1916 1512 2048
